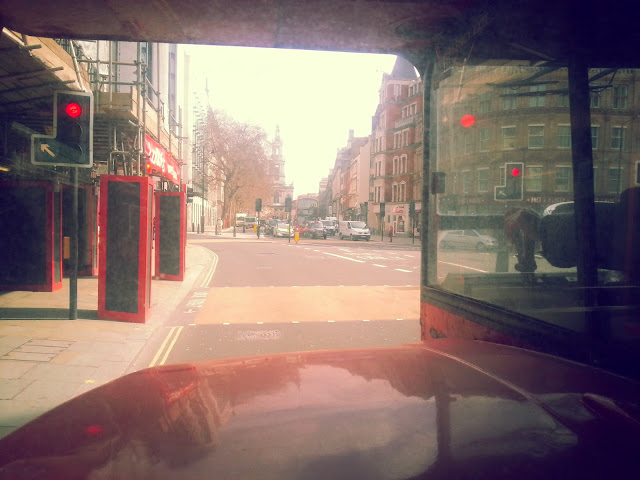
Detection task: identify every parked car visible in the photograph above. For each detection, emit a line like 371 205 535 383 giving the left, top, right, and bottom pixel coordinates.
321 220 336 236
274 222 294 237
439 229 497 251
305 221 327 239
338 221 370 241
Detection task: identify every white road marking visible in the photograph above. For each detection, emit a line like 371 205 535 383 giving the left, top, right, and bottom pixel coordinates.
438 261 488 273
363 319 371 322
395 269 412 272
223 322 231 325
292 321 300 324
328 320 336 323
322 252 365 263
373 264 387 268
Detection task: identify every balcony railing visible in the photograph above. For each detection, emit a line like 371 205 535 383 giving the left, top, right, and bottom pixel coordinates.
395 112 422 129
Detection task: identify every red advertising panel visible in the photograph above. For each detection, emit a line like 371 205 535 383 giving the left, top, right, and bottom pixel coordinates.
154 191 186 281
145 134 181 186
98 175 153 323
0 181 62 292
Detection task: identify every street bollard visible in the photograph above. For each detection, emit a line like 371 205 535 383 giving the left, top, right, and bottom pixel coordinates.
233 225 236 237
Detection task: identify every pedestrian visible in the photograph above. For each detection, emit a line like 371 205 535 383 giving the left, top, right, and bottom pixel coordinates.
388 226 393 242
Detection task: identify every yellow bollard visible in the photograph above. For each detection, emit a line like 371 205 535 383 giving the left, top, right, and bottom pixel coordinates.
294 232 300 243
254 225 257 232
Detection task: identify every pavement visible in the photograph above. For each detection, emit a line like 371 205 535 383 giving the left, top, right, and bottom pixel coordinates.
0 225 421 439
0 241 215 439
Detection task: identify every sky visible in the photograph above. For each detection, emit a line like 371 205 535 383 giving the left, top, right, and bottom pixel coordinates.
185 45 397 195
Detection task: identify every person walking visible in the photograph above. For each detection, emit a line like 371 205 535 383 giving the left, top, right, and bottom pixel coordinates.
388 226 393 243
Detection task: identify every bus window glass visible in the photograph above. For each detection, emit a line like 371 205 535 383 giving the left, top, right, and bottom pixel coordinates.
432 64 640 334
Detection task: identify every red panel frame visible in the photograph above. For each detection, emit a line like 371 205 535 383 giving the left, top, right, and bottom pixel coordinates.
154 191 186 281
98 175 153 323
0 181 62 292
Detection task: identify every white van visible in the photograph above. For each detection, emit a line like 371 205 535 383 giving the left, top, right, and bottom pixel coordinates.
339 221 371 241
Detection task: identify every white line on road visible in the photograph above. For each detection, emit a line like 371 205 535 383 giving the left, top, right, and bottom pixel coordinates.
223 322 231 325
292 321 300 324
363 319 371 322
438 261 488 273
322 252 365 263
328 320 336 323
395 269 412 272
373 264 387 268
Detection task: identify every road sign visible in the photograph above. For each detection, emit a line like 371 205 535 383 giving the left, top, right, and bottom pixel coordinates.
31 90 93 167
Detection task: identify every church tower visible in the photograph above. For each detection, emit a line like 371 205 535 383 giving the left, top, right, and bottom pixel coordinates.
271 125 286 184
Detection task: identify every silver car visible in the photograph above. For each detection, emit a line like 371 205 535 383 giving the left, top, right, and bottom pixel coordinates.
439 229 498 251
274 222 295 237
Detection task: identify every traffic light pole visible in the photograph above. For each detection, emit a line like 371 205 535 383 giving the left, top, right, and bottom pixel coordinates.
69 168 78 320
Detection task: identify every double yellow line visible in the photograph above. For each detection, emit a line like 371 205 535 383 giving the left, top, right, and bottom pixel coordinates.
148 326 184 367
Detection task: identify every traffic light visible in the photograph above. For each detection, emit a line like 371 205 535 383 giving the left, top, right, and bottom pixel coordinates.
255 198 262 212
380 202 385 217
409 200 415 216
460 114 475 128
186 187 194 203
32 90 93 167
284 196 292 213
495 162 524 200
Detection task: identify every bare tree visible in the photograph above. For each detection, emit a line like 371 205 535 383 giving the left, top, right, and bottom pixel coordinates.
203 109 273 224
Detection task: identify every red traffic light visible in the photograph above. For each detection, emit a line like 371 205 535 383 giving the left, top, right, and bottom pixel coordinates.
65 102 82 118
461 114 475 128
511 167 521 177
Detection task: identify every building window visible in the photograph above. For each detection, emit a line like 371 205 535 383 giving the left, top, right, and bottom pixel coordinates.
479 128 491 151
392 183 398 202
591 126 600 149
608 168 623 193
502 126 516 149
529 84 546 107
525 166 543 192
399 182 407 202
464 131 472 154
590 91 601 108
402 129 409 147
557 125 571 148
462 170 471 194
612 86 628 109
503 87 517 110
394 132 402 149
477 168 489 192
392 157 398 174
479 93 492 113
401 155 408 173
558 92 570 107
611 127 626 150
528 125 544 148
555 166 572 192
409 103 418 115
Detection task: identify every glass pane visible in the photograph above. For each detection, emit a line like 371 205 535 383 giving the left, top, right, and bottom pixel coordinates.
432 63 640 338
